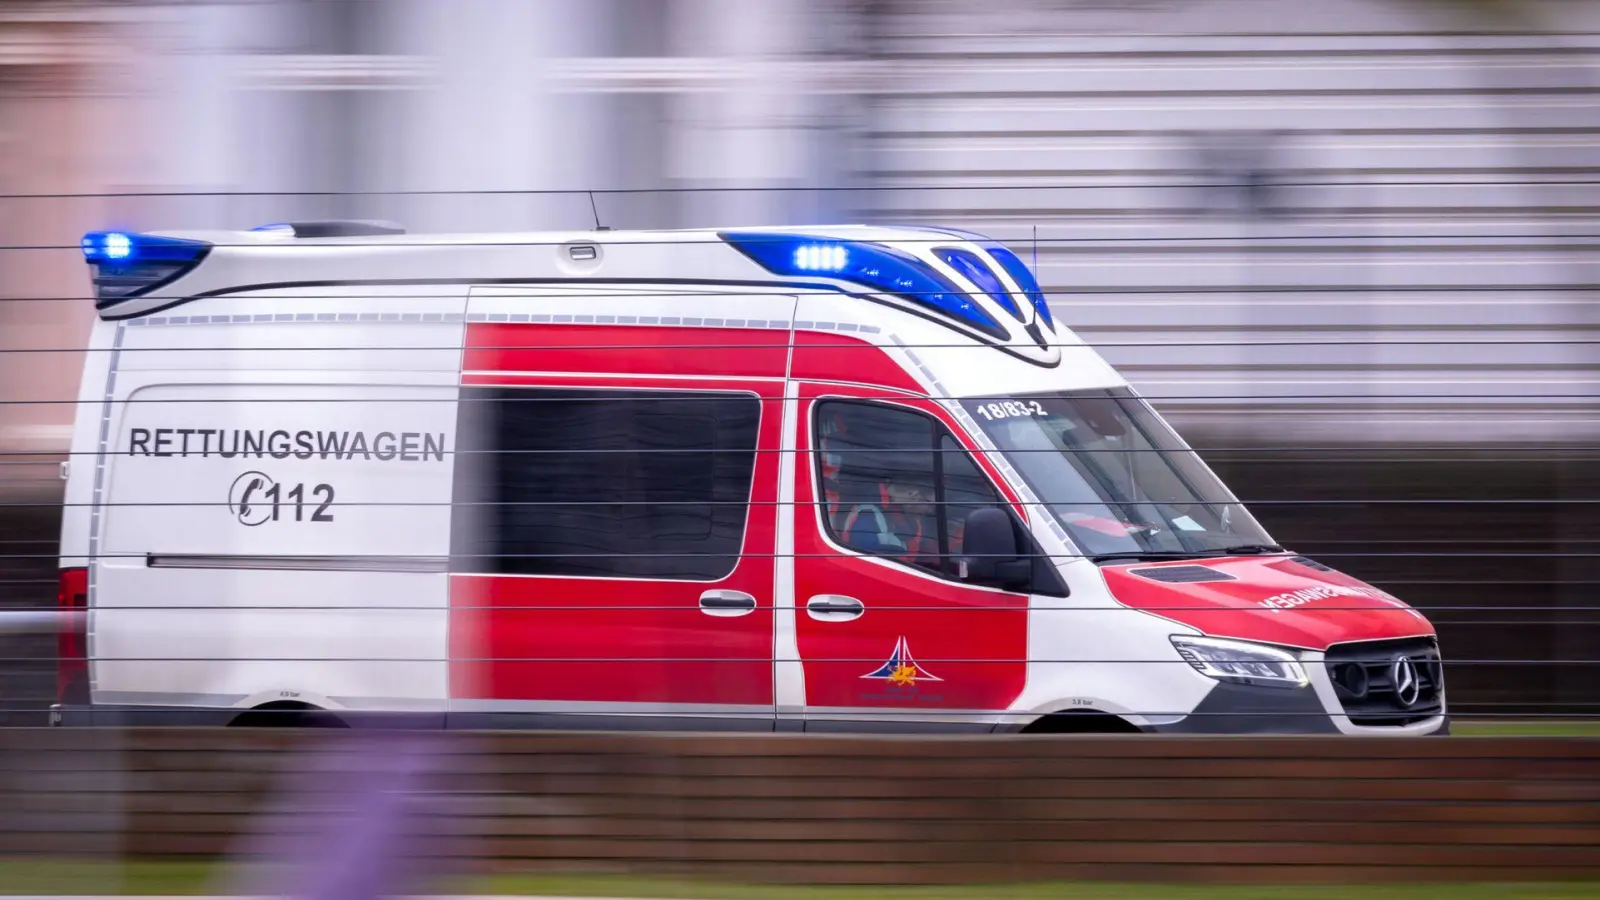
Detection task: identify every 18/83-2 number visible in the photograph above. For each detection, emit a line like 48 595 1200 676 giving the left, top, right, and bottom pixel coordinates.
972 400 1047 420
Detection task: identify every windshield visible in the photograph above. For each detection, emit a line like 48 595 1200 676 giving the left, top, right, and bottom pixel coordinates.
959 388 1277 561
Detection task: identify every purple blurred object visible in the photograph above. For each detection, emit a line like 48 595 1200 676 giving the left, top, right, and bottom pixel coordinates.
218 730 452 900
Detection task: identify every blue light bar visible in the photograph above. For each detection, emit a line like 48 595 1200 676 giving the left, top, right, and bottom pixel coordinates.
934 247 1023 321
792 242 849 272
889 225 1055 331
721 232 1007 340
983 245 1054 330
80 231 212 309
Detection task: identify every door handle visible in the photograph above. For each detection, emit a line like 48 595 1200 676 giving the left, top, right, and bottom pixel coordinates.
806 594 864 622
699 590 757 617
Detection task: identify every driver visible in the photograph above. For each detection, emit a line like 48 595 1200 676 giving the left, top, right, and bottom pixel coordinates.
840 475 938 567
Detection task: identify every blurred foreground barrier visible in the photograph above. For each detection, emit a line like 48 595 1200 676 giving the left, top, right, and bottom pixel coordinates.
1 729 1598 885
0 610 81 633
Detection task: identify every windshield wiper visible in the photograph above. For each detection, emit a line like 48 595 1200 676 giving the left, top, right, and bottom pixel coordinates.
1215 544 1286 555
1090 551 1211 563
1090 545 1287 564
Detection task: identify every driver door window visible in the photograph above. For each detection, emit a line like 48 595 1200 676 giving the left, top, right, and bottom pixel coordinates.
815 400 1005 579
940 434 1003 566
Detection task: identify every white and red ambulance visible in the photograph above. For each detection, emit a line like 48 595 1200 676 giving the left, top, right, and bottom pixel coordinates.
53 221 1447 734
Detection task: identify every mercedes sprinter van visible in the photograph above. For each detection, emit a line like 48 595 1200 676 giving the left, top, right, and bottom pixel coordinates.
53 222 1447 735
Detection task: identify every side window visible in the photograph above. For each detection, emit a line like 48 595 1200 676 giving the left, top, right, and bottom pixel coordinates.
814 400 1006 580
452 387 760 580
940 434 1005 561
816 401 941 574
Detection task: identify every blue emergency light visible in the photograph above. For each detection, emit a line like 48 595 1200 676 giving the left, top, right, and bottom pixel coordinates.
891 225 1056 331
80 230 212 309
983 244 1054 330
934 246 1023 321
721 232 1008 341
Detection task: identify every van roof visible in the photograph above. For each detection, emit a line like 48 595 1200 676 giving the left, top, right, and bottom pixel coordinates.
79 221 1061 365
145 222 955 247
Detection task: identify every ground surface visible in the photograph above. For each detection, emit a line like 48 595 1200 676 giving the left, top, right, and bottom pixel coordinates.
2 864 1600 899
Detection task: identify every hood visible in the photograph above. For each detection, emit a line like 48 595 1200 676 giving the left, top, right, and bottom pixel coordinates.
1099 555 1434 651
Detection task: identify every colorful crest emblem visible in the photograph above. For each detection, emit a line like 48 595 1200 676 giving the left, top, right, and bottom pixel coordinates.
861 636 942 687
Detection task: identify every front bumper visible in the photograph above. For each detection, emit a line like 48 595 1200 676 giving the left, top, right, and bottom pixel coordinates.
1145 682 1339 734
1144 682 1450 735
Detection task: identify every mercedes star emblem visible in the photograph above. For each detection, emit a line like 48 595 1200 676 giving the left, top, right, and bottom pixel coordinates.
1392 656 1421 708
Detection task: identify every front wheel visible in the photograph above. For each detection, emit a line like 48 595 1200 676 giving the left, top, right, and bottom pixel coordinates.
1019 711 1142 734
229 701 348 728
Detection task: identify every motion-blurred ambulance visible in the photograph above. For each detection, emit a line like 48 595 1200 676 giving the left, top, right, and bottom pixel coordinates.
53 220 1447 734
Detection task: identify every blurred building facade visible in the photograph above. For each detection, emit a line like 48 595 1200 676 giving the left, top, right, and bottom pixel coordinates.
3 0 1599 463
0 2 139 491
1 0 1596 720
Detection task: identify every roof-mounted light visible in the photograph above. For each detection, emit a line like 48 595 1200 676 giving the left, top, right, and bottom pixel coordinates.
721 232 1007 340
934 246 1023 322
793 243 849 272
890 225 1056 331
80 231 212 310
100 233 133 260
984 245 1054 330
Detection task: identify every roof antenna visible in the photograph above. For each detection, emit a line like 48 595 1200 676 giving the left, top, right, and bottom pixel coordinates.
587 191 610 231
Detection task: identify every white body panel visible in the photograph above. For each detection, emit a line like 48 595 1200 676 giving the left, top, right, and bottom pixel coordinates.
78 285 466 712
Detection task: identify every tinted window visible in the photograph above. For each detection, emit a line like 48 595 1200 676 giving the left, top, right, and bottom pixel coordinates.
453 387 760 579
814 400 1005 579
940 434 1004 560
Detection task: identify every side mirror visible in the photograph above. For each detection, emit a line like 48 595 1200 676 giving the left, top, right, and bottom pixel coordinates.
960 507 1033 592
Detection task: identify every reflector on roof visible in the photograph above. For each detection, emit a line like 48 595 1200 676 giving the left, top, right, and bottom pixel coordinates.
251 220 406 238
80 231 212 310
719 232 1008 341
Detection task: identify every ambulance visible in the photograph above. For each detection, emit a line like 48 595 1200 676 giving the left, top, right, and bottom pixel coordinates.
53 220 1448 735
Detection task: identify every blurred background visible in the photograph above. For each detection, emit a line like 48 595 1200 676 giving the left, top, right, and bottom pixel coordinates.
1 0 1598 729
0 0 1598 893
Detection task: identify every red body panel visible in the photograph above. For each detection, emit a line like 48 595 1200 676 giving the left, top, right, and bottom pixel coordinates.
450 324 781 709
792 384 1028 713
1100 556 1434 651
449 573 775 705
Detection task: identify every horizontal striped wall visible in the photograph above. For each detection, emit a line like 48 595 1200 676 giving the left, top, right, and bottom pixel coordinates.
1 728 1596 884
856 0 1600 443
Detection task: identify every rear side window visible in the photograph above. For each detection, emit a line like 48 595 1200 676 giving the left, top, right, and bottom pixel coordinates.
452 387 760 580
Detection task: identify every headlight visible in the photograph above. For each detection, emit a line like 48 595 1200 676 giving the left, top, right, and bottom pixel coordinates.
1170 635 1309 689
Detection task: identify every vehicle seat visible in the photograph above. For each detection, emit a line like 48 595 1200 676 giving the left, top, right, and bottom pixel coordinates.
842 504 907 555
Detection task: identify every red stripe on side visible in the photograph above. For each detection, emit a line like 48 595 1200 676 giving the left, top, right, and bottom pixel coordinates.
790 331 923 393
465 323 791 378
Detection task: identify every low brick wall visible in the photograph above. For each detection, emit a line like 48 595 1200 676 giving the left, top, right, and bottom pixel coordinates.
1 729 1596 884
